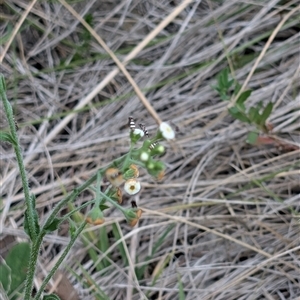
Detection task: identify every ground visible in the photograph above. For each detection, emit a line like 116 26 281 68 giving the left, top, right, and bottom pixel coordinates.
0 1 299 299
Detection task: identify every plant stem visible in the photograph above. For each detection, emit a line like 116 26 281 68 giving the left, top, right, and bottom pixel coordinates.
0 74 37 242
34 221 87 300
24 235 44 299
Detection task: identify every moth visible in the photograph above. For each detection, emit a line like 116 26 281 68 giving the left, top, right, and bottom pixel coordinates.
139 123 148 137
149 141 158 150
128 116 149 137
128 116 136 131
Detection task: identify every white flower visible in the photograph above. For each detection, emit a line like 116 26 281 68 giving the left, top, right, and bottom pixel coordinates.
159 122 175 140
124 179 141 195
140 151 149 161
133 128 144 137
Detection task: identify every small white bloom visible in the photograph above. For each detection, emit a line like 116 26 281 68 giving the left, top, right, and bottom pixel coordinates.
124 179 141 195
133 128 144 137
159 122 175 140
140 151 149 161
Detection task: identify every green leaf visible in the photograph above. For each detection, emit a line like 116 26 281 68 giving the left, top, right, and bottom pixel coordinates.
43 294 61 300
0 242 30 300
236 90 252 106
43 218 62 233
99 204 110 211
228 107 251 123
246 131 259 144
0 258 11 292
248 106 259 123
219 68 229 88
260 102 273 125
0 131 16 145
220 93 229 101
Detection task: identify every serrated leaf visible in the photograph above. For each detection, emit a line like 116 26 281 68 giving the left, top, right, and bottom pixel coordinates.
43 218 61 233
228 107 251 123
236 90 252 106
246 131 259 144
0 131 15 145
43 294 61 300
260 102 273 125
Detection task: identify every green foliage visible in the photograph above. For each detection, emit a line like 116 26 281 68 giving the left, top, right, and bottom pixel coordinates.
24 195 40 241
246 131 259 144
0 131 16 145
71 13 94 62
178 274 186 300
43 217 62 233
213 68 274 144
212 68 234 100
0 243 30 300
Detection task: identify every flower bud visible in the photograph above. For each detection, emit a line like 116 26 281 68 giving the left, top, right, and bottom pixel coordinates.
130 128 144 144
124 208 143 227
123 164 139 180
105 167 124 187
149 143 165 156
109 187 123 204
86 207 105 225
140 151 150 162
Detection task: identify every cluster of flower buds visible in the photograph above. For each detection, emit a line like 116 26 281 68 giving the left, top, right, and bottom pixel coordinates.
105 164 141 196
132 121 175 181
86 118 175 227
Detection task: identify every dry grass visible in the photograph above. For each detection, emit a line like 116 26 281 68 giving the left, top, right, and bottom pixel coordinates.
1 0 300 299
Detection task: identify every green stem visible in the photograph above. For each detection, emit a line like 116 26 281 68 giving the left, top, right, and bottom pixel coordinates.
24 235 44 299
0 74 37 242
97 189 127 214
34 221 87 300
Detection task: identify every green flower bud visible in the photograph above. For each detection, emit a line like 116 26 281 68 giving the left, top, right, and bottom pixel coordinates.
86 207 105 225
